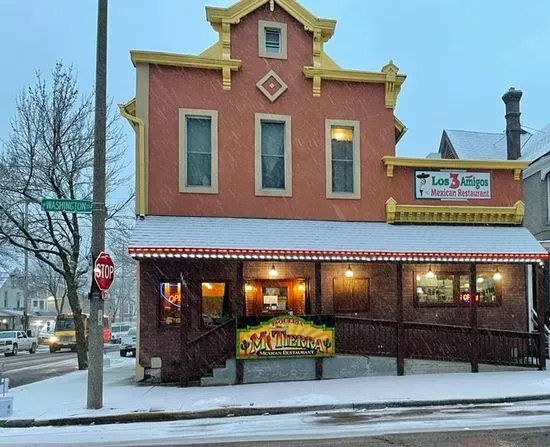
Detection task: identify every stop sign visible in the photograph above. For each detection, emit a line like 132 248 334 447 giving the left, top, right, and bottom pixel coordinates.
94 251 114 292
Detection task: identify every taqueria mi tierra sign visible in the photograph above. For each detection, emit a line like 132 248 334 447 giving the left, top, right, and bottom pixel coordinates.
237 316 335 359
415 170 491 200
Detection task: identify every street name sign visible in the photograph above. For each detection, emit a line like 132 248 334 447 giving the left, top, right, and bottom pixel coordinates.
41 198 93 213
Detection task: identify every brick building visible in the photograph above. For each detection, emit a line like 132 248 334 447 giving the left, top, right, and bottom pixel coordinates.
122 0 547 384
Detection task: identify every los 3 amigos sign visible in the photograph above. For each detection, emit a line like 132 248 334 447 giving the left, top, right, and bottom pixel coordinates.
415 170 491 200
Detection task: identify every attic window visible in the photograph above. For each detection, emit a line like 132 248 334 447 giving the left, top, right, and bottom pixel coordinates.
258 20 287 60
265 28 281 53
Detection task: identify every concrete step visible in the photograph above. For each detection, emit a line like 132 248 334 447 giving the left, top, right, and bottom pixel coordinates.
200 358 236 386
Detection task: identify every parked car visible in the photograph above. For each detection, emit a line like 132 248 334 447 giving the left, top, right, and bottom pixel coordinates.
119 327 136 357
110 323 134 344
0 330 37 356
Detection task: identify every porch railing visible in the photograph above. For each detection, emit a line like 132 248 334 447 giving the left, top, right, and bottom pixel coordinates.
181 317 236 384
335 316 543 369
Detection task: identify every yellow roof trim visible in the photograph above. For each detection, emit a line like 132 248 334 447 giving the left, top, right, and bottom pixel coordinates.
130 50 242 71
206 0 336 41
303 66 406 85
385 198 525 225
199 40 223 59
382 156 529 181
120 98 136 116
394 116 407 144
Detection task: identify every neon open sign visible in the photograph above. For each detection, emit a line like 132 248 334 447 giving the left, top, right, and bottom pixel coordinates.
160 282 182 308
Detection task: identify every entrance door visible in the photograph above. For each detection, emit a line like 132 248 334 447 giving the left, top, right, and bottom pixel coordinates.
245 279 307 316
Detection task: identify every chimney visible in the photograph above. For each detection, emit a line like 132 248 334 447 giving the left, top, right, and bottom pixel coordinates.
502 87 523 160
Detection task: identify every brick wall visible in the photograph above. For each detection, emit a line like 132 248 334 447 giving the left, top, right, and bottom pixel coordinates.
139 260 528 381
139 259 241 382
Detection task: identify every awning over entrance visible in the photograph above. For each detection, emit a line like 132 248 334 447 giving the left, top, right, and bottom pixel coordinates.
129 216 547 263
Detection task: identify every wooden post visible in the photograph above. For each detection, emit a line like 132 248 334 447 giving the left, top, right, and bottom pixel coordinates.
179 279 192 386
235 260 244 383
396 263 404 376
314 262 322 315
469 263 479 373
315 358 323 380
535 262 547 370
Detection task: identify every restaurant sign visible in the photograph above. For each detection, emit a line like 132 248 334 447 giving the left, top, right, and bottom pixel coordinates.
415 170 491 200
236 316 335 360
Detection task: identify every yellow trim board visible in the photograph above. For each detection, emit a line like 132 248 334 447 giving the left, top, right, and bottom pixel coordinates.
130 51 241 90
206 0 336 41
382 156 529 180
385 198 525 225
119 100 146 217
303 64 406 106
394 116 407 144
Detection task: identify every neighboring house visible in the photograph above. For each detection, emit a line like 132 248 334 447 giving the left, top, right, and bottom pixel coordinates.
121 0 546 385
437 90 550 248
0 271 24 310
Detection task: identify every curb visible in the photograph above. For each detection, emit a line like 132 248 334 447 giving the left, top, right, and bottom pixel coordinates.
3 394 550 428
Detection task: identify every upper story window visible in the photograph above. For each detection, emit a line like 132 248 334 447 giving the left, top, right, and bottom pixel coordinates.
325 119 361 199
258 20 287 60
255 113 292 197
179 108 218 194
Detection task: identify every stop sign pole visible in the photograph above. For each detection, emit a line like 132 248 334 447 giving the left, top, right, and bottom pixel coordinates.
87 0 108 410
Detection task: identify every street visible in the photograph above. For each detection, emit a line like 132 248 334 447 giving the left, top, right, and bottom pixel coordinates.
152 427 550 446
0 344 119 388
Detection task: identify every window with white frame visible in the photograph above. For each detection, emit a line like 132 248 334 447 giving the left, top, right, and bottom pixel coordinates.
258 20 287 59
325 119 361 199
178 109 218 194
255 113 292 196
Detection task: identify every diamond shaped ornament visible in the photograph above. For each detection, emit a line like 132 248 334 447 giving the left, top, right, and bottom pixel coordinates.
256 70 288 102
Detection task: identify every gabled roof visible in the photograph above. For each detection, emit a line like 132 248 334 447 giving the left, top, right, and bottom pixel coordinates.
440 129 534 160
206 0 337 42
520 123 550 162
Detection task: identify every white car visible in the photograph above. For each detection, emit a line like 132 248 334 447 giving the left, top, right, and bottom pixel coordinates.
110 323 134 344
0 331 38 356
119 327 136 357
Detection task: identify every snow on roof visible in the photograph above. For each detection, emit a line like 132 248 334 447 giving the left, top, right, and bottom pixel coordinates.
444 129 533 160
129 216 546 257
443 126 550 162
520 123 550 162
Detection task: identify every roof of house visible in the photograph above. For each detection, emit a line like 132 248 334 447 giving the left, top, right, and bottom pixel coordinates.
128 216 546 261
441 125 550 162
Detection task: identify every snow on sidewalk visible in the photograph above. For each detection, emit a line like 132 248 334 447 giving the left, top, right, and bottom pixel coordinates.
5 354 550 421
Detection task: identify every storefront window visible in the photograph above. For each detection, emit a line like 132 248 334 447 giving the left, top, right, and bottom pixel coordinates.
201 282 227 327
333 278 369 313
416 274 454 306
415 271 502 307
262 286 288 313
459 275 501 305
159 282 182 326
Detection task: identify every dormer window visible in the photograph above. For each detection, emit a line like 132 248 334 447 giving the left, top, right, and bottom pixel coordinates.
258 20 287 60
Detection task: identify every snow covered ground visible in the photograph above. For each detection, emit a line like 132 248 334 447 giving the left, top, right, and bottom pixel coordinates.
3 402 550 446
4 353 550 422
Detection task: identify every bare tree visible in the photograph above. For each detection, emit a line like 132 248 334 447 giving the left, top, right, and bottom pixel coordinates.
105 224 136 323
26 259 67 314
0 63 131 369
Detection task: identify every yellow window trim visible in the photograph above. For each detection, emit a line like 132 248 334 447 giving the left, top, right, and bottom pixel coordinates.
382 156 529 181
385 198 525 225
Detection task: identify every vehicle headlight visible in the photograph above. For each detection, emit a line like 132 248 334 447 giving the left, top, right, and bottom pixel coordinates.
49 336 59 343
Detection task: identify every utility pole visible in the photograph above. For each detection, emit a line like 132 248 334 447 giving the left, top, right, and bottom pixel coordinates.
23 200 29 331
87 0 108 410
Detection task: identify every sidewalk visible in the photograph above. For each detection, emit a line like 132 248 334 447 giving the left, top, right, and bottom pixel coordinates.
3 353 550 427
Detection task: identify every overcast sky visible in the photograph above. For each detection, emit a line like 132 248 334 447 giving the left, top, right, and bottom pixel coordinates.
0 0 549 160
